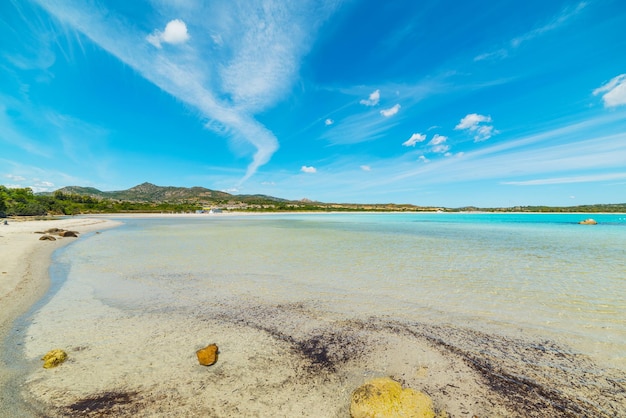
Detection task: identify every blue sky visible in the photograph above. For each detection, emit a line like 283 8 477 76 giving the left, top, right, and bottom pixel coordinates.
1 0 625 207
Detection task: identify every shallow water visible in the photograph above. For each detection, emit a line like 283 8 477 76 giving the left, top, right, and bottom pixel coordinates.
52 213 626 369
7 213 626 416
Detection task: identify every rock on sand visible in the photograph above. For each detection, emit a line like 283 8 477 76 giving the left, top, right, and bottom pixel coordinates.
350 377 442 418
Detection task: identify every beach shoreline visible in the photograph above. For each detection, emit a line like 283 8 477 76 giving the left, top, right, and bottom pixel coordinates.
0 216 121 416
2 214 625 417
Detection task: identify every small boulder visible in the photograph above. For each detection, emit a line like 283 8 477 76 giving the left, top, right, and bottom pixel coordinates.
579 218 597 225
59 230 78 237
44 228 62 234
196 343 219 366
350 377 439 418
42 349 68 368
39 235 56 241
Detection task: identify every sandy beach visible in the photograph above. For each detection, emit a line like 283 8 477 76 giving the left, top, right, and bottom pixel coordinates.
1 214 624 417
0 217 120 416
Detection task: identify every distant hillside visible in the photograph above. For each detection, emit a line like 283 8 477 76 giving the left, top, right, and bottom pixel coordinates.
40 183 626 213
53 182 290 205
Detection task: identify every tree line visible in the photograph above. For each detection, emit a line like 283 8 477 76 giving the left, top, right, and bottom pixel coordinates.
0 186 200 217
1 185 625 217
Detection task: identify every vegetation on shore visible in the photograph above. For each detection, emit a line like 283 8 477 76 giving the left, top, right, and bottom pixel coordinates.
1 183 625 217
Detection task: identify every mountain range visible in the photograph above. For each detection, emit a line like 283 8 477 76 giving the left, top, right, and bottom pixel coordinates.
53 182 291 205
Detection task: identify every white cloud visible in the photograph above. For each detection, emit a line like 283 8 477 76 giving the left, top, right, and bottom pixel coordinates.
593 74 626 107
360 89 380 106
455 114 491 130
455 113 496 141
325 118 334 126
147 19 190 48
429 134 447 145
428 134 449 154
402 133 426 147
360 165 371 171
418 155 429 163
380 104 400 117
301 165 317 173
6 174 26 181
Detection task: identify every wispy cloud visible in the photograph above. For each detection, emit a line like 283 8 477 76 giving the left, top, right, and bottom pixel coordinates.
325 118 334 126
593 74 626 108
502 172 626 186
301 165 317 173
33 0 335 184
6 174 26 181
380 104 401 117
360 165 371 171
1 157 91 192
511 2 587 48
320 109 402 145
475 2 587 61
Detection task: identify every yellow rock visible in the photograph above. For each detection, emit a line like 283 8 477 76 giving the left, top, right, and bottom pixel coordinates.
41 349 68 369
350 377 437 418
196 343 218 366
578 218 597 225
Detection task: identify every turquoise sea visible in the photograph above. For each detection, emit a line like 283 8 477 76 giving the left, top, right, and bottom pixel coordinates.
56 213 626 368
6 212 626 416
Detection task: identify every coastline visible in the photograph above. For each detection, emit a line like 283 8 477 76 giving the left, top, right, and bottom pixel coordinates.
0 216 121 416
3 213 625 417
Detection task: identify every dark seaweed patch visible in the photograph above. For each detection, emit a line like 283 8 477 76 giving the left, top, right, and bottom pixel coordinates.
377 320 625 418
293 330 365 372
67 391 139 416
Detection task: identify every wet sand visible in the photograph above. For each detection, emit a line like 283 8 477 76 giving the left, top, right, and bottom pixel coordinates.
2 215 625 417
0 217 120 417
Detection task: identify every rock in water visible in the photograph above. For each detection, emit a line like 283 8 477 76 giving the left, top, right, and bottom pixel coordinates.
42 349 68 368
39 235 56 241
578 218 597 225
350 377 439 418
196 344 219 366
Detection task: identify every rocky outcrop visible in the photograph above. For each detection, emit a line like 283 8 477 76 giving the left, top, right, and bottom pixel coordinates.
196 343 219 366
42 349 68 368
36 228 80 237
59 230 79 237
579 218 598 225
350 377 441 418
39 235 57 241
